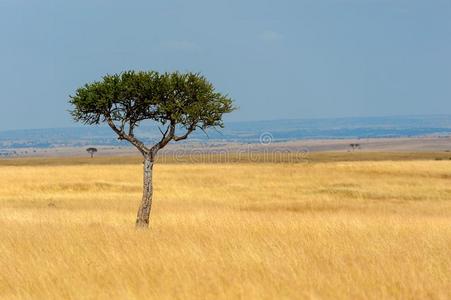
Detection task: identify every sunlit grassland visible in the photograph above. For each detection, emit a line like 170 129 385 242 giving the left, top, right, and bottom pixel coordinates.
0 153 450 299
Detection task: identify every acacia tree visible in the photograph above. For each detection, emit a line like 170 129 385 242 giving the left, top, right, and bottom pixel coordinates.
86 147 98 158
70 71 234 228
349 143 361 151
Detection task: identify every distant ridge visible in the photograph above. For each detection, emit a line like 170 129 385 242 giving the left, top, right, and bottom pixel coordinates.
1 115 451 149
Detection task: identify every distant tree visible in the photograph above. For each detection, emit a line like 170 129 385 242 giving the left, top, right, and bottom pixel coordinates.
349 143 361 151
86 147 98 158
70 71 235 228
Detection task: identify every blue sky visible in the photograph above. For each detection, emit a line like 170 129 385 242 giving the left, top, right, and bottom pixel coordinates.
0 0 450 130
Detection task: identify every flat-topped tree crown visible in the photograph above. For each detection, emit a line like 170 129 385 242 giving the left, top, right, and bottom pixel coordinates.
70 71 235 157
86 147 98 158
69 71 235 227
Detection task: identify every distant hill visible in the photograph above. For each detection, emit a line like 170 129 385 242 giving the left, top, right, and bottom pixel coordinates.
1 115 451 149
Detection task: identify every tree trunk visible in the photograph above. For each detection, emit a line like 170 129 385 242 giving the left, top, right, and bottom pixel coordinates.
136 156 154 228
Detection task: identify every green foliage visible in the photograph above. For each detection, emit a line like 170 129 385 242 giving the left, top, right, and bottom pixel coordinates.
69 71 235 131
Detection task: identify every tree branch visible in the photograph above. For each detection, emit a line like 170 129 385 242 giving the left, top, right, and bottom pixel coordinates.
197 125 209 138
106 115 149 155
173 125 195 141
128 121 136 137
151 122 175 154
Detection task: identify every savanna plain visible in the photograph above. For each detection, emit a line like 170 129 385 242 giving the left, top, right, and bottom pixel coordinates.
0 153 450 299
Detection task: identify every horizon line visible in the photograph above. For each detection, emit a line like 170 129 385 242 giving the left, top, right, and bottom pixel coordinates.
1 113 451 133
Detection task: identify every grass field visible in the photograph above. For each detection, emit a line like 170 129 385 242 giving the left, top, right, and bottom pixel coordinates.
0 153 450 299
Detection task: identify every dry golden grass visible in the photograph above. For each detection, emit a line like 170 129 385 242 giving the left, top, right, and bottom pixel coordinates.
0 154 450 299
2 151 451 166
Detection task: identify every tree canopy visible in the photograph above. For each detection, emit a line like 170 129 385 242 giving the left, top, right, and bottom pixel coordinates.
70 71 235 156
